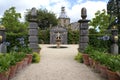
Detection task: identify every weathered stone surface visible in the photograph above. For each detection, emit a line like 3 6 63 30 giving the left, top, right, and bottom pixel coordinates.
28 22 38 29
80 30 88 36
31 7 37 17
79 43 88 53
29 36 38 43
81 7 87 19
50 26 67 44
79 43 88 50
0 43 6 53
80 36 89 43
29 29 38 36
29 43 39 49
28 7 39 53
79 22 89 29
111 43 118 55
78 7 89 53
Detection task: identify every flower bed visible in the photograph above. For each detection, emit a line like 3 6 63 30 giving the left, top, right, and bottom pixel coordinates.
79 45 120 80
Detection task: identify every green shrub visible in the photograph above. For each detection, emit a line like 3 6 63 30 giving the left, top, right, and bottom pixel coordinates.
0 54 11 72
38 29 50 44
32 52 40 63
68 29 79 44
6 32 28 52
74 52 83 63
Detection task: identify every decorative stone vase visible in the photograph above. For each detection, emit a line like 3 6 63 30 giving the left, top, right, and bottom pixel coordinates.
9 65 17 79
82 54 89 66
107 69 120 80
99 65 108 79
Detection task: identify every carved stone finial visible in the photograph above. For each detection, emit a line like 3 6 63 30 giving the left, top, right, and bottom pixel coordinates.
31 7 37 17
81 7 87 19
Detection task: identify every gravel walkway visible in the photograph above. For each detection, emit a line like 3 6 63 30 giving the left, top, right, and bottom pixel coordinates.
11 44 106 80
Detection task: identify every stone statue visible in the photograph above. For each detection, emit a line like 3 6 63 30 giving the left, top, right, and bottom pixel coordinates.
56 32 61 48
56 32 61 39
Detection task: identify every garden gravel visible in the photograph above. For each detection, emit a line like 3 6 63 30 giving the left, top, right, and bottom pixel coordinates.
11 44 106 80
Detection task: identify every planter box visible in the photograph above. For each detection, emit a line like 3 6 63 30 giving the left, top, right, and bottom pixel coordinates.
22 57 29 68
93 61 100 73
99 65 108 79
82 54 90 66
89 58 94 68
26 54 33 64
0 69 10 80
16 61 24 73
107 69 120 80
9 65 17 79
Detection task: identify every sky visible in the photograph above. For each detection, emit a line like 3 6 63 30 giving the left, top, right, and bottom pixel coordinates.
0 0 108 22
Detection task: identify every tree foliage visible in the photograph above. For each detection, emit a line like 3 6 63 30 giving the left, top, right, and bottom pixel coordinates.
89 9 111 33
1 7 28 33
25 8 58 29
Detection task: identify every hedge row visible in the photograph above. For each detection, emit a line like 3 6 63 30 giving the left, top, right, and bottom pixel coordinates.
6 29 120 53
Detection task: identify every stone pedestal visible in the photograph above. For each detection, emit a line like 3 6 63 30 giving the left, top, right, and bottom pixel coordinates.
0 43 7 53
111 43 118 55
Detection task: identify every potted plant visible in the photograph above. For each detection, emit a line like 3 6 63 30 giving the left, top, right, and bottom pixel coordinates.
7 53 17 79
98 53 109 79
82 45 94 66
106 55 120 80
25 48 33 64
0 54 11 80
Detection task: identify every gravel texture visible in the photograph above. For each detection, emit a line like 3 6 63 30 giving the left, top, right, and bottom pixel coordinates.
11 44 106 80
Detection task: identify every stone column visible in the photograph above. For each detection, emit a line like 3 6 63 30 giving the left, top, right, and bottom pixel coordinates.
110 26 118 54
78 7 90 53
28 7 39 53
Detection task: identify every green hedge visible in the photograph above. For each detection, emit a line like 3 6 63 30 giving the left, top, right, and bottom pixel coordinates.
89 34 111 52
38 29 50 44
68 30 79 44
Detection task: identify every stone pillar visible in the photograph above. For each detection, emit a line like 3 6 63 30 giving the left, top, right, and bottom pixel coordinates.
110 26 118 54
0 25 6 53
78 7 90 53
28 7 39 53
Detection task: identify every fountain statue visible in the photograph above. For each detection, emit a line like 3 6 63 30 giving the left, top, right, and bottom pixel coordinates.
56 32 61 48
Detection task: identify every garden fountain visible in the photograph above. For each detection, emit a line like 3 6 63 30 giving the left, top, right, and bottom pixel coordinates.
56 32 61 48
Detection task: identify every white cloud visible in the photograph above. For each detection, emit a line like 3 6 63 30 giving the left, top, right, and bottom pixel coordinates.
67 1 107 22
0 0 107 22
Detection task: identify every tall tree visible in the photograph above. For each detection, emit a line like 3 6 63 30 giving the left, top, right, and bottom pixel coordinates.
25 8 58 29
1 7 28 33
89 9 115 33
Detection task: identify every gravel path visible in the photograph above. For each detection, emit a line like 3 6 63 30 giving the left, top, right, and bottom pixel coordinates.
11 44 106 80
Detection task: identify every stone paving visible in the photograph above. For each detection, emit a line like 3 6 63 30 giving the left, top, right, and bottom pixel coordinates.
11 44 106 80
